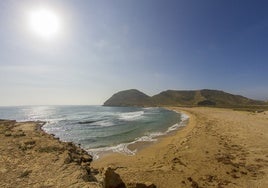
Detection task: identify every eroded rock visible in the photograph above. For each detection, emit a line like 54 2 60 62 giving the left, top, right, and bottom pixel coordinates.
127 182 156 188
102 167 126 188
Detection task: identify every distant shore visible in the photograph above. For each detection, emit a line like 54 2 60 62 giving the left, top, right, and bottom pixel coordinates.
92 107 268 187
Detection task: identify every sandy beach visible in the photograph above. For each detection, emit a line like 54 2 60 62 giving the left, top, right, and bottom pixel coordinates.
1 107 268 188
92 107 268 188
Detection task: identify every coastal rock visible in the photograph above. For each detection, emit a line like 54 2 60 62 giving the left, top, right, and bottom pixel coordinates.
81 162 92 174
187 177 199 188
73 169 92 182
127 182 156 188
62 151 73 164
13 130 26 137
71 153 82 163
0 120 101 187
102 167 126 188
82 154 93 163
4 131 11 137
24 139 36 145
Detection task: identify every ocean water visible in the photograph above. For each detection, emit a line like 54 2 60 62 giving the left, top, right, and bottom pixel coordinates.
0 105 188 158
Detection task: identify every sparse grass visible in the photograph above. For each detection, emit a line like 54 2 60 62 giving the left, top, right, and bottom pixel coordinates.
37 145 64 153
172 105 268 112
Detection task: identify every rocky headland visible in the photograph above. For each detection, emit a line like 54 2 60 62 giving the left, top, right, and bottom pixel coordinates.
0 119 155 188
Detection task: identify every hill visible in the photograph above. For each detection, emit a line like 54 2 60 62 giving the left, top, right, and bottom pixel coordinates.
103 89 154 107
104 89 265 107
152 89 265 106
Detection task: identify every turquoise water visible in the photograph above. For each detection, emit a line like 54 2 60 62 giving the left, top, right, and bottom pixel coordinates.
0 105 188 157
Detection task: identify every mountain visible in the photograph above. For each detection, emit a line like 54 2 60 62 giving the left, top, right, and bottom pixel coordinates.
104 89 265 107
103 89 154 107
152 89 265 106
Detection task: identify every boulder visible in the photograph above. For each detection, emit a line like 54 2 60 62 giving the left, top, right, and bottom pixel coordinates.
127 182 156 188
82 154 93 163
61 151 73 164
102 167 126 188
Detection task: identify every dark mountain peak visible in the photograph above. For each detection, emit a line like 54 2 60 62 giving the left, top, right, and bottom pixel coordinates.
103 89 153 107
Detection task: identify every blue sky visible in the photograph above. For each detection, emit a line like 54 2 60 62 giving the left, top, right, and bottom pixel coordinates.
0 0 267 105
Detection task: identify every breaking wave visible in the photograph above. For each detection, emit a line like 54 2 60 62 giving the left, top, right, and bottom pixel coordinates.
118 111 145 121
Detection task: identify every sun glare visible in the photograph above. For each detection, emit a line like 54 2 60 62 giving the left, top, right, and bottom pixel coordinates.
28 8 60 39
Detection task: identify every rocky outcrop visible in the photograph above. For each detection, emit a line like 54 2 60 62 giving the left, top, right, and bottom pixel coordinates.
102 167 126 188
0 119 100 187
127 182 156 188
94 167 157 188
0 119 157 188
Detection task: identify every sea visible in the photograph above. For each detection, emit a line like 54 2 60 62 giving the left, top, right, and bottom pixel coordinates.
0 105 188 159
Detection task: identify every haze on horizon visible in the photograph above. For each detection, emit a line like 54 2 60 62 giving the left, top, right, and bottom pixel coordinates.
0 0 267 106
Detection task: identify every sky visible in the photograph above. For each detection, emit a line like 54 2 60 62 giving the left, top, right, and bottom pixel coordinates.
0 0 268 105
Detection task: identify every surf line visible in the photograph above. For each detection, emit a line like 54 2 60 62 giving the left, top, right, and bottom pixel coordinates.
87 110 189 160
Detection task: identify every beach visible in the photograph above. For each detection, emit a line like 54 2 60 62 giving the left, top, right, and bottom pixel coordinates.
92 107 268 187
1 107 268 187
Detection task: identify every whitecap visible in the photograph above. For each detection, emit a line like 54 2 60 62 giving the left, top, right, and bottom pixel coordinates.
88 111 190 159
136 132 164 142
118 111 145 121
87 143 137 160
93 120 115 127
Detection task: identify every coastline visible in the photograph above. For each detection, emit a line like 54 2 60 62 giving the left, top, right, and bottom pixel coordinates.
88 108 189 160
92 107 268 187
0 119 101 187
1 107 268 187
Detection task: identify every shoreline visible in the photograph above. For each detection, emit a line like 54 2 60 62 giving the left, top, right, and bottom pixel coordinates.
1 107 268 187
0 119 102 187
92 107 268 187
87 109 189 160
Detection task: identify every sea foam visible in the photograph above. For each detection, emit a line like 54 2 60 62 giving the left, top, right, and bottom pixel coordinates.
88 111 189 159
118 111 145 121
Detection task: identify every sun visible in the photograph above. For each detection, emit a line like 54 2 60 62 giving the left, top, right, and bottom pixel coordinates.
28 8 60 39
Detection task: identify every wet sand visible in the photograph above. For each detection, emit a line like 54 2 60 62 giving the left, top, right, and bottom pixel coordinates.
92 107 268 187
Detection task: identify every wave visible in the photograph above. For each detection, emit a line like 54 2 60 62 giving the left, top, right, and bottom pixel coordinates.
78 120 100 124
87 131 163 160
135 132 164 142
166 113 189 133
180 113 189 122
118 111 145 121
77 119 115 127
143 107 157 110
88 111 189 159
87 143 137 160
92 120 115 127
